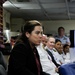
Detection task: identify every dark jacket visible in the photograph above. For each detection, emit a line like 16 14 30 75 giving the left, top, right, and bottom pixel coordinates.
8 36 49 75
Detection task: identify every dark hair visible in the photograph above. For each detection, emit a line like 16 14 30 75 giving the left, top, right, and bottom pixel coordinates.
17 20 42 43
58 27 65 31
55 39 61 44
21 20 42 34
63 44 69 48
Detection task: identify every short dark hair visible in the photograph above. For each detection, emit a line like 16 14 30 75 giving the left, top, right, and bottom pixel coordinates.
55 39 61 44
63 44 69 48
58 27 65 31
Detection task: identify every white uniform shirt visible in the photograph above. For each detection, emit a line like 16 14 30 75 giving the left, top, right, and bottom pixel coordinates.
63 52 70 64
45 47 58 63
36 43 59 75
53 48 65 65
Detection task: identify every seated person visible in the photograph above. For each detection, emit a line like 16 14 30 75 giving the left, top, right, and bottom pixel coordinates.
41 34 48 48
10 36 18 48
45 36 60 67
53 39 64 65
55 26 70 46
37 35 59 75
63 44 70 63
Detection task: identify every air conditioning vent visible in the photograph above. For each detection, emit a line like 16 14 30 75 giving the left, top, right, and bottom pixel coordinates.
17 0 30 2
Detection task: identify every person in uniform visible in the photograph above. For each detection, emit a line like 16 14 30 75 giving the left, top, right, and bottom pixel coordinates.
55 27 70 46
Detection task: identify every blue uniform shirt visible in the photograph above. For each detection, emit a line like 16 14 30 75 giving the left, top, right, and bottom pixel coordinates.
55 35 70 45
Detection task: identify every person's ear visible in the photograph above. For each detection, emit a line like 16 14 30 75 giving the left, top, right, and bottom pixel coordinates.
25 32 30 38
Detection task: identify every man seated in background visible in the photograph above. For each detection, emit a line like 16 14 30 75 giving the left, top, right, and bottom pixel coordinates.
41 34 48 48
45 36 60 67
36 35 59 75
10 36 18 48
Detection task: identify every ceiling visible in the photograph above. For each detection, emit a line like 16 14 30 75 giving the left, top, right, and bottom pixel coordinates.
3 0 75 20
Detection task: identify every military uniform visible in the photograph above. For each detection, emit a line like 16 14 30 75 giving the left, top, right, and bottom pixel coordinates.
55 35 70 45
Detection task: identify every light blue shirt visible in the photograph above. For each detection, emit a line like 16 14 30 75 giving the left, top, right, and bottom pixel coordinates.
55 35 70 45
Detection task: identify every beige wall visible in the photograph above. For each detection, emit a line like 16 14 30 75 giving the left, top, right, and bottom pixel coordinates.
11 18 25 32
10 19 75 36
41 20 75 36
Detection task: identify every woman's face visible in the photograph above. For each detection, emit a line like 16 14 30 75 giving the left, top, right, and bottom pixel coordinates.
26 26 43 46
55 41 61 50
64 46 69 53
55 41 63 54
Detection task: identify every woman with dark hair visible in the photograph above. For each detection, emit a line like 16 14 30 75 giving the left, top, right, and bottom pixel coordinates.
53 39 64 65
55 39 63 54
8 20 49 75
63 44 70 63
63 44 70 55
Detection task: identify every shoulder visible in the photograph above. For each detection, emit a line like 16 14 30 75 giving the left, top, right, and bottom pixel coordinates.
12 41 29 54
14 42 27 49
53 48 57 52
63 36 70 40
64 35 69 38
53 49 59 55
54 35 59 39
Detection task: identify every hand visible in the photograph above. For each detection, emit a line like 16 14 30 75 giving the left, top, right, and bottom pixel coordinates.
55 67 59 72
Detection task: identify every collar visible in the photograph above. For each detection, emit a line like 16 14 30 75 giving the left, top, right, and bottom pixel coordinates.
45 46 53 53
57 35 66 38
